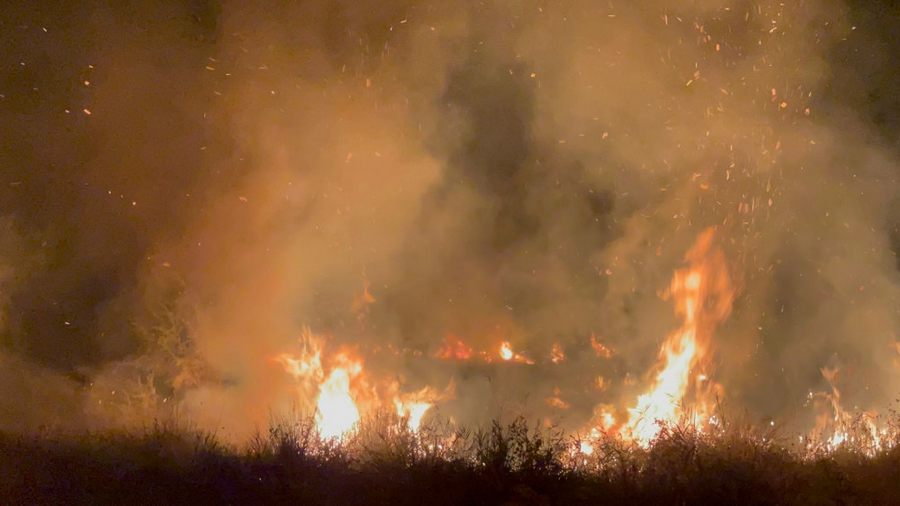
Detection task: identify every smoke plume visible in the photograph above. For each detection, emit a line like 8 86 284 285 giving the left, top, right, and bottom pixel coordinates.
1 0 898 439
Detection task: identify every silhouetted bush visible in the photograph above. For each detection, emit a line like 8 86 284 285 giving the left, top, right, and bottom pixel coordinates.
2 413 899 505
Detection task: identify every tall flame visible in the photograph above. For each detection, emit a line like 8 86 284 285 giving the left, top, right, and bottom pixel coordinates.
620 228 733 446
315 354 362 439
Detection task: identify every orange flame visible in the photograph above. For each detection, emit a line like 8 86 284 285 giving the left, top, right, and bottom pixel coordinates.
436 334 474 360
590 334 613 358
316 353 362 439
276 330 448 438
550 343 566 364
499 341 514 361
498 341 534 364
619 228 733 446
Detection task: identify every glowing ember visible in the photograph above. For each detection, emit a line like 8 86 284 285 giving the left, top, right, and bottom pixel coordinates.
590 334 613 358
550 343 566 364
579 440 594 456
436 335 474 360
546 387 571 410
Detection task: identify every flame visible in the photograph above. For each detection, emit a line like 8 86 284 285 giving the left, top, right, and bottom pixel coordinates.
590 334 613 358
806 367 888 454
435 334 535 364
276 329 449 437
392 385 442 431
619 228 733 446
436 334 474 360
498 340 534 364
546 387 571 410
550 343 566 364
579 440 594 455
273 331 364 439
316 354 362 439
499 341 514 361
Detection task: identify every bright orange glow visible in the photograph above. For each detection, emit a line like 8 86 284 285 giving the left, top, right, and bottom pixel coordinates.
590 334 613 358
619 228 733 446
393 386 436 431
498 341 534 364
436 334 474 360
499 341 514 361
546 387 570 410
316 354 362 439
275 330 447 437
550 343 566 364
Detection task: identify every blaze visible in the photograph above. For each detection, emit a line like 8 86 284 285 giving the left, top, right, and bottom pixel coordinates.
276 329 446 438
590 334 613 358
436 334 474 360
620 228 733 446
498 340 534 364
273 331 365 439
550 343 566 364
499 341 514 361
316 354 362 439
393 385 441 431
807 367 887 454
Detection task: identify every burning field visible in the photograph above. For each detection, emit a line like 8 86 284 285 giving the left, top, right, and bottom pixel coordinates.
1 0 899 503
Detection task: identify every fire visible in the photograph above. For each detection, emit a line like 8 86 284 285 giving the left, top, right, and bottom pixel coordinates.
550 343 566 364
435 334 535 364
619 228 733 446
274 331 364 439
590 334 613 358
499 341 514 361
498 340 534 364
394 399 433 431
276 329 447 438
807 367 888 454
316 354 362 439
546 387 571 410
393 385 443 431
436 334 474 360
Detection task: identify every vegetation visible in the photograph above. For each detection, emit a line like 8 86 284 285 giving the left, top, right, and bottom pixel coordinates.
3 414 899 505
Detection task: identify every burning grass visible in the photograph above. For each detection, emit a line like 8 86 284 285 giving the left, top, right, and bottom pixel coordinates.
4 411 899 505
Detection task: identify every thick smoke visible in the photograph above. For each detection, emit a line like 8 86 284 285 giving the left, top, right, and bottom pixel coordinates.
0 0 897 437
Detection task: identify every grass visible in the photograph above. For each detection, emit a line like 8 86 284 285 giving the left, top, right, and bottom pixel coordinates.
2 414 899 505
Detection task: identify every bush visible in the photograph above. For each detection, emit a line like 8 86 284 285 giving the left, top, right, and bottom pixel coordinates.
2 412 898 505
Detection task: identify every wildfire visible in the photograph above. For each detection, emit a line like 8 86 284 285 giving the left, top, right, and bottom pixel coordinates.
393 385 441 431
807 367 887 454
316 354 362 439
546 387 571 410
275 329 441 439
590 334 613 358
435 334 475 360
619 228 733 446
550 343 566 364
499 341 514 360
498 340 534 364
435 334 534 364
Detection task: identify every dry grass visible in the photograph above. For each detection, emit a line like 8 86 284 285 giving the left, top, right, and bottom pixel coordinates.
2 413 898 505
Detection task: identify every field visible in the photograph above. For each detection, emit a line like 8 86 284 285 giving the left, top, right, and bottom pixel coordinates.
4 415 899 505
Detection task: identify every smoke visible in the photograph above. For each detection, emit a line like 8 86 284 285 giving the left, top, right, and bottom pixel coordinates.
0 0 897 438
